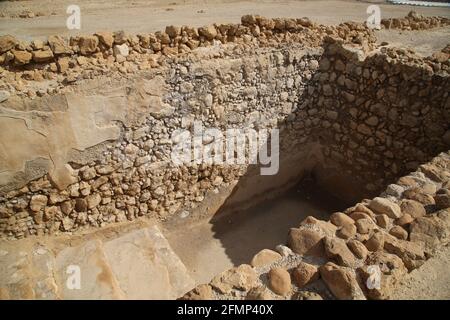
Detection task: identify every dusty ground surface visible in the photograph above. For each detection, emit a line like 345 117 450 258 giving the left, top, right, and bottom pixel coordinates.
165 183 346 285
391 244 450 300
0 0 449 42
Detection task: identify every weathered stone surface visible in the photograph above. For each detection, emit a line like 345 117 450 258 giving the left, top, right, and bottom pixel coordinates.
211 264 257 294
319 262 365 300
181 284 213 300
32 49 54 62
292 262 319 288
356 218 376 234
324 236 357 267
400 199 426 219
369 197 402 219
364 232 384 252
384 236 425 270
330 212 355 227
435 188 450 209
389 225 408 240
0 35 17 53
336 223 357 239
268 267 291 296
13 50 32 65
347 239 368 260
79 36 99 55
250 249 282 268
287 227 324 257
30 195 48 212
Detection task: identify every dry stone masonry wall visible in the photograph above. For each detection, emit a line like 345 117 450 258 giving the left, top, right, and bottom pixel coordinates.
0 12 449 246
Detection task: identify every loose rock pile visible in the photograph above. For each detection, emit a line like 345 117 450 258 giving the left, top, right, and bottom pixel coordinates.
182 152 450 300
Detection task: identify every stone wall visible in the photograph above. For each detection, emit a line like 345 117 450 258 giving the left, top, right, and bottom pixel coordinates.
0 13 449 241
182 152 450 300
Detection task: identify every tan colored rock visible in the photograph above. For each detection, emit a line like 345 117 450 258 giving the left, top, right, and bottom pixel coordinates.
369 197 402 218
165 25 182 38
337 223 357 239
86 193 101 209
30 195 48 212
400 199 426 218
324 236 357 267
319 262 365 300
363 251 407 299
198 25 218 40
250 249 282 268
347 239 368 260
246 286 273 300
356 218 375 234
395 213 414 227
292 262 319 288
389 225 408 240
211 264 257 294
403 188 435 205
0 35 17 53
32 49 53 62
300 216 337 237
268 267 291 296
182 284 213 300
12 50 32 65
79 35 99 55
376 214 390 228
349 211 373 221
364 232 384 252
48 35 70 54
409 214 449 249
435 188 450 209
96 32 114 48
330 212 355 227
287 227 324 257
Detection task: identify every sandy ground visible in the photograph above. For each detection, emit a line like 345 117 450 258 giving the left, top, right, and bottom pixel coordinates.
165 184 346 285
391 244 450 300
0 0 449 41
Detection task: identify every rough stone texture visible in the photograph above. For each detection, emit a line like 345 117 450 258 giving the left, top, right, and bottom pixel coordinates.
292 261 319 288
267 267 291 296
0 225 194 299
250 249 282 268
319 262 366 300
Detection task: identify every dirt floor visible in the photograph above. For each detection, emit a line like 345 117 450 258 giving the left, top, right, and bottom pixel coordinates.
165 183 347 285
391 244 450 300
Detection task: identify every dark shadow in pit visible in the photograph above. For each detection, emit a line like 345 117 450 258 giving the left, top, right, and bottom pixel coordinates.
209 177 350 266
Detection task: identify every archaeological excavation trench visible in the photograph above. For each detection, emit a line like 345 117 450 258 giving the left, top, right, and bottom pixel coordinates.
0 13 450 300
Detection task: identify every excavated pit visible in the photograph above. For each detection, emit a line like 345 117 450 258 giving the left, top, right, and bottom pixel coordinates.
0 13 450 300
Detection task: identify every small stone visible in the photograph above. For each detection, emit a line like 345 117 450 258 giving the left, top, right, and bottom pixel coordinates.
74 198 87 212
319 262 365 300
250 249 282 268
81 167 96 180
30 195 48 212
113 43 129 57
0 35 17 53
86 193 101 209
268 267 291 296
434 188 450 209
292 262 319 288
400 199 426 218
330 212 355 227
324 236 357 267
369 197 402 218
395 213 414 227
376 214 390 228
198 25 217 40
32 49 53 62
287 227 324 257
275 244 293 257
337 223 357 239
389 226 408 240
211 264 257 294
96 32 114 48
165 25 181 38
364 232 384 252
79 35 98 55
13 50 32 65
182 284 213 300
347 239 368 260
356 218 375 234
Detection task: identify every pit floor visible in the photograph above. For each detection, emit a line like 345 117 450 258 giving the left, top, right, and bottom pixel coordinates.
165 181 348 285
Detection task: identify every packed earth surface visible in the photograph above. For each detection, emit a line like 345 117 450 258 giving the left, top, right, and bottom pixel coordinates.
0 0 450 300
